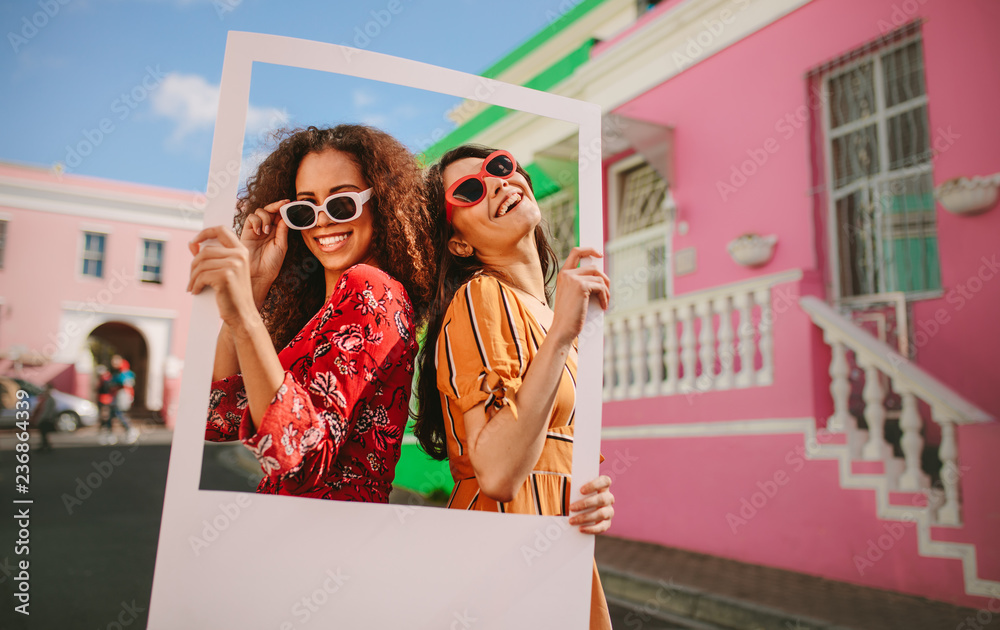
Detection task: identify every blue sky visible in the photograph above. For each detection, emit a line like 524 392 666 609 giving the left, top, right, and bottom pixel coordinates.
1 0 579 192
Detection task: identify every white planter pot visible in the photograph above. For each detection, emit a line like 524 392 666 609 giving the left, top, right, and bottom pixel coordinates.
935 174 1000 216
728 234 777 268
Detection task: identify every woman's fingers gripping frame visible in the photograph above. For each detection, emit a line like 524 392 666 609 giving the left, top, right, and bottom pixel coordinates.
569 475 615 534
568 475 614 533
561 247 611 309
561 246 603 272
562 266 611 310
244 199 288 237
190 224 242 251
187 225 248 292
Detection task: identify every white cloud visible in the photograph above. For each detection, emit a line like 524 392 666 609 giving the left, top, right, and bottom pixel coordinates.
238 147 271 188
360 114 389 129
392 103 419 120
352 88 376 109
11 51 68 82
151 72 288 145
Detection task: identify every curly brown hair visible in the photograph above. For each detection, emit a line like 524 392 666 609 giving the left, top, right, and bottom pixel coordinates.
411 144 559 460
236 125 436 351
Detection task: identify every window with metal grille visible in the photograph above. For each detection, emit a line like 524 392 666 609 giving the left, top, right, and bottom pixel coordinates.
607 158 672 311
617 162 669 236
141 239 164 284
822 33 940 298
82 231 106 278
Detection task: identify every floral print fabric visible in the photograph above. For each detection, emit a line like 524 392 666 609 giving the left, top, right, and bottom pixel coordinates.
205 264 417 503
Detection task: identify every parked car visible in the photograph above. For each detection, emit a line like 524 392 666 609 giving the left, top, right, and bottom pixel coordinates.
0 377 99 432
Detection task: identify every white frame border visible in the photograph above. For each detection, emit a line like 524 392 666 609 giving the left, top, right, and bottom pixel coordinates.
148 32 604 630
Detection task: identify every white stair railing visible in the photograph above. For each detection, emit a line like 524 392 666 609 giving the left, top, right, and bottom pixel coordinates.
603 270 801 401
800 296 993 525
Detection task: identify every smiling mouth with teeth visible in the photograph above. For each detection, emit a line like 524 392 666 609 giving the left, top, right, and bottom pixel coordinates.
496 192 522 218
316 232 350 248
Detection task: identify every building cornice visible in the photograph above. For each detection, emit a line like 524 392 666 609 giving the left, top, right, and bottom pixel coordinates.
0 173 204 231
449 0 638 125
61 301 179 319
475 0 815 150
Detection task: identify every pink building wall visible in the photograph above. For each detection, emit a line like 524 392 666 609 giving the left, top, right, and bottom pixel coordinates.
0 164 201 426
597 0 1000 607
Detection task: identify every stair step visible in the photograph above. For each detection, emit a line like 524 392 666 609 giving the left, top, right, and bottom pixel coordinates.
817 430 848 445
888 491 928 508
851 460 885 475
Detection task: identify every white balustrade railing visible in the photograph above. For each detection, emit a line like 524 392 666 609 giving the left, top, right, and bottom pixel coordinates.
603 270 802 402
800 296 994 526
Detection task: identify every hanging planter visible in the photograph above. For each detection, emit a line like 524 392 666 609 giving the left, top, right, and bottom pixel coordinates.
728 233 777 268
935 174 1000 216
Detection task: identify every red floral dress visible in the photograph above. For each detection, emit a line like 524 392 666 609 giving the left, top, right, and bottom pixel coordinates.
204 264 417 503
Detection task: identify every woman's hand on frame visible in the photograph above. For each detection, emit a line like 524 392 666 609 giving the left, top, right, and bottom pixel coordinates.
241 199 290 309
188 225 261 329
568 475 615 534
549 247 611 348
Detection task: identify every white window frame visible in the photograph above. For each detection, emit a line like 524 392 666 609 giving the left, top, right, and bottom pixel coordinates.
138 238 165 284
606 153 675 311
79 227 110 280
820 33 941 303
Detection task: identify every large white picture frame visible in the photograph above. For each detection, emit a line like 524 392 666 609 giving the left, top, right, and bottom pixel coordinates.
149 31 603 629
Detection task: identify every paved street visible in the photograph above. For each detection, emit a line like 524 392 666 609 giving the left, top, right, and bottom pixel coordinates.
0 428 202 630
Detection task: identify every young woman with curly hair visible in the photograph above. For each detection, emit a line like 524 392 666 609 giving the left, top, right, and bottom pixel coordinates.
412 144 615 629
189 125 435 503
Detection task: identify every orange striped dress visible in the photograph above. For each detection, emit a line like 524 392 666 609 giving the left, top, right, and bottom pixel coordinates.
436 275 611 630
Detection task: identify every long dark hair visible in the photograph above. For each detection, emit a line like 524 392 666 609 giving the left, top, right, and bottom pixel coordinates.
411 144 560 460
237 125 436 350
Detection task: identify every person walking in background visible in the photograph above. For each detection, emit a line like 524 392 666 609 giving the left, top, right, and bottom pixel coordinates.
96 364 113 424
100 354 139 445
35 383 57 452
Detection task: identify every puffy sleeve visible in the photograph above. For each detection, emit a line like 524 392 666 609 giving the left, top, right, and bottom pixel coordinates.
204 374 247 442
437 276 528 420
226 265 413 480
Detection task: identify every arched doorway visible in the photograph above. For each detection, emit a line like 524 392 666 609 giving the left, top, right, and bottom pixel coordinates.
88 322 149 416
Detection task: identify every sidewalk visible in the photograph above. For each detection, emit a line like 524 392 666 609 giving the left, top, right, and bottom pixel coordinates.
0 420 174 450
595 536 984 630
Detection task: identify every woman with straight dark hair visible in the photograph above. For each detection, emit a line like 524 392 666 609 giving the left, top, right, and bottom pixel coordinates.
413 144 614 629
190 124 435 503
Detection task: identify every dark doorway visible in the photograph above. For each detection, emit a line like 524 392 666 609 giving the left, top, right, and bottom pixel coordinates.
88 322 149 415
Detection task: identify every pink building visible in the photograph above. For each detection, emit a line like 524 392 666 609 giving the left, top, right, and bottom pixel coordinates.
0 162 202 427
427 0 1000 608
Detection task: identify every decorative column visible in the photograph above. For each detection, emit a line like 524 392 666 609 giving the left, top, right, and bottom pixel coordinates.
629 315 645 399
603 321 615 401
645 311 664 398
696 300 715 394
754 288 774 385
859 357 889 461
826 335 853 433
734 291 756 388
934 410 962 526
613 318 629 401
715 296 735 390
680 303 697 393
663 307 679 396
896 386 929 491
